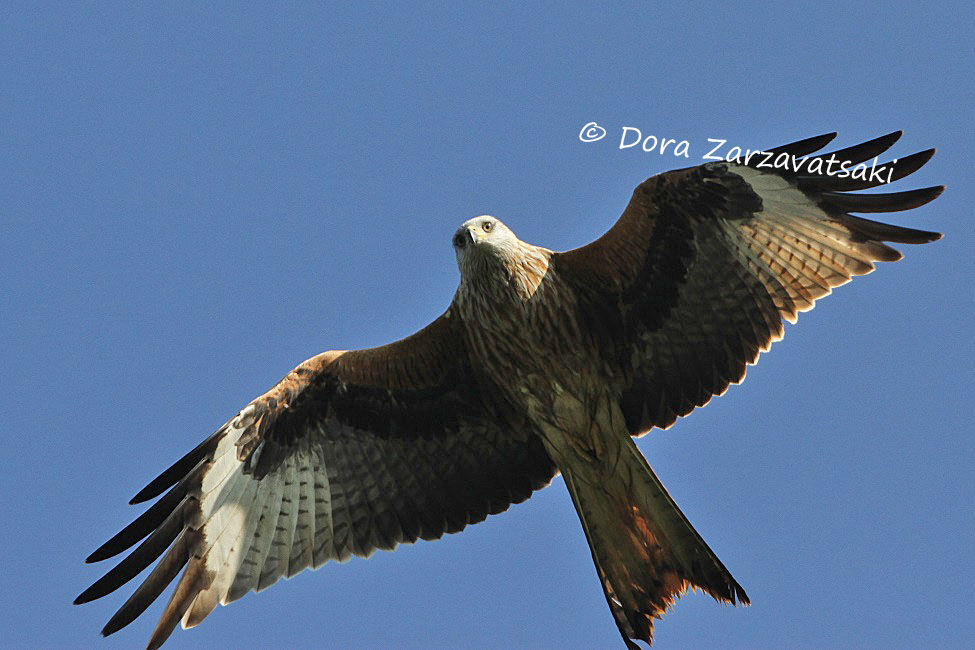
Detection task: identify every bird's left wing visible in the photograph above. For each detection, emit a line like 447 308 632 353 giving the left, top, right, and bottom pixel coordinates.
76 311 556 648
554 131 943 436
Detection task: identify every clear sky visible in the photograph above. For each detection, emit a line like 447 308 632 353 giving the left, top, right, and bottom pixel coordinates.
3 3 973 648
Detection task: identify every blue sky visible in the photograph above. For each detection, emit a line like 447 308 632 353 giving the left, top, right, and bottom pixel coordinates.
3 3 973 648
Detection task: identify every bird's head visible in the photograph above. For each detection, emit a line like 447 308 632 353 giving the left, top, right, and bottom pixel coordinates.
453 215 520 271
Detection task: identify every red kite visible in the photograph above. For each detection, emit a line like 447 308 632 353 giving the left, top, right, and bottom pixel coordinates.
77 131 942 648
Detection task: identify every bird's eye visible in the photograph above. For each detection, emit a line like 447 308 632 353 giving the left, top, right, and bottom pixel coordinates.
453 233 466 249
482 221 494 232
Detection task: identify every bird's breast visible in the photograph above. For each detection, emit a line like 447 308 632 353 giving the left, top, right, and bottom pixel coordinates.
455 266 615 427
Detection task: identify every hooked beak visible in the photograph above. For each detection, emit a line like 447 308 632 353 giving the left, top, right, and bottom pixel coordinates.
467 227 478 244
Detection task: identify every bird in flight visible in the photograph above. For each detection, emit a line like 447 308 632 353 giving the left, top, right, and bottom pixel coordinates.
77 131 942 648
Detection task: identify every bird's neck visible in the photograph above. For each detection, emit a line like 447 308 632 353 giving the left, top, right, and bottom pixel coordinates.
458 242 552 305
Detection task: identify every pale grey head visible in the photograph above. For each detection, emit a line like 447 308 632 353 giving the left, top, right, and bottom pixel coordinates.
452 215 522 272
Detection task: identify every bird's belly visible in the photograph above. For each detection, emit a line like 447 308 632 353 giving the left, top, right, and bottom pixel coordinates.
473 328 623 462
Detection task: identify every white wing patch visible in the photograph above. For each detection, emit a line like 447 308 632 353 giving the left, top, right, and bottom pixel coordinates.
179 410 331 630
724 165 881 322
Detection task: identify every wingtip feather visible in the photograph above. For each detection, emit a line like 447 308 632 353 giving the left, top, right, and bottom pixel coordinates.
768 131 837 157
130 431 223 505
821 131 903 166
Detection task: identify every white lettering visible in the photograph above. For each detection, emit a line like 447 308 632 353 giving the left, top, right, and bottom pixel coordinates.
641 135 659 152
704 138 726 160
619 127 642 149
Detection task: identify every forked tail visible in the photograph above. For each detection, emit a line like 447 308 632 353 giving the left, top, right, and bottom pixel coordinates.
560 438 748 648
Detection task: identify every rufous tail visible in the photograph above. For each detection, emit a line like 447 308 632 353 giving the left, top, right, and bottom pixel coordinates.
560 437 748 648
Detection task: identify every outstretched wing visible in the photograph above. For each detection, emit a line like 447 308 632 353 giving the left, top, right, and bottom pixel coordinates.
76 311 556 648
554 131 942 435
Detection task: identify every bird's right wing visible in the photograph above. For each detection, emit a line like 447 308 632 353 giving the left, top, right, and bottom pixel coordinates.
76 310 557 648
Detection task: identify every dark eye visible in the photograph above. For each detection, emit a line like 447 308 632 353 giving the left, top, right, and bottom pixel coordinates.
482 221 494 232
453 233 466 248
